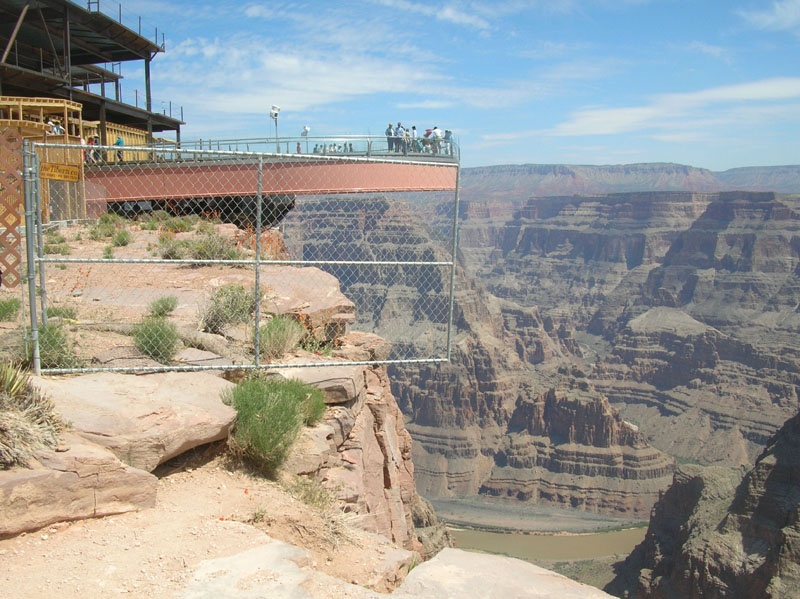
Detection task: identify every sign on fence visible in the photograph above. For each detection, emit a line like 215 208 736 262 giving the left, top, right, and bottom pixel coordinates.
40 162 80 182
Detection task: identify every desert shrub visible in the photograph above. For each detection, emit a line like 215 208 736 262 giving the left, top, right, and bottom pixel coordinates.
111 229 132 247
0 362 64 469
46 305 77 320
0 298 20 321
148 295 178 318
256 315 306 359
157 231 187 259
187 232 243 261
22 322 84 369
223 376 325 476
139 210 171 230
201 284 257 334
89 212 126 240
161 215 194 233
195 220 217 235
285 476 336 510
45 231 66 244
42 242 70 255
103 246 114 259
131 317 179 363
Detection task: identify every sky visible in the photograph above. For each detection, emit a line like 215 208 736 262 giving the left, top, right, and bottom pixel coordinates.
107 0 800 170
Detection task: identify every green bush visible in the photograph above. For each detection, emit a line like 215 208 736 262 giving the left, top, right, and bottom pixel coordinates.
148 295 178 318
24 322 84 369
103 246 114 259
131 317 179 363
139 210 171 230
187 232 242 261
42 242 70 255
224 377 325 476
45 232 66 244
201 284 257 334
0 298 20 321
0 362 64 469
89 212 126 240
157 231 187 259
256 315 306 359
161 216 195 233
112 229 132 247
46 305 77 320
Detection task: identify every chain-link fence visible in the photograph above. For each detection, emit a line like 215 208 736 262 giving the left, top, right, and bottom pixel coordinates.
20 141 460 374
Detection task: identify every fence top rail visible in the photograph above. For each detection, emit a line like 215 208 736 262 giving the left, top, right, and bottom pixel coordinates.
32 141 461 168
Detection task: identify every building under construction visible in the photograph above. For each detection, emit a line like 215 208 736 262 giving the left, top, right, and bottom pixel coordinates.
0 0 182 145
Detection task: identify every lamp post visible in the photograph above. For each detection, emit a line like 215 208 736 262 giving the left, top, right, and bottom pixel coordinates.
301 125 310 153
269 105 280 153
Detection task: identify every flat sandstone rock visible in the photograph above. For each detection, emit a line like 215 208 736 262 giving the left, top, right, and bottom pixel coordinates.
33 372 236 472
0 433 156 537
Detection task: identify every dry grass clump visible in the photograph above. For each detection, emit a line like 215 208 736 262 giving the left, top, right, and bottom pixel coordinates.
0 362 64 469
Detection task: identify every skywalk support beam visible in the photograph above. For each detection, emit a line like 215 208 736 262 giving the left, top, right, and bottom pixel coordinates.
84 158 458 203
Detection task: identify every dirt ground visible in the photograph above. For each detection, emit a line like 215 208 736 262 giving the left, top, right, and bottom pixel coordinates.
0 446 406 599
0 220 411 598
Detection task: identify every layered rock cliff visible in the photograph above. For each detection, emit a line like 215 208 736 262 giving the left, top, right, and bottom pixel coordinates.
285 196 676 517
453 191 800 467
608 409 800 599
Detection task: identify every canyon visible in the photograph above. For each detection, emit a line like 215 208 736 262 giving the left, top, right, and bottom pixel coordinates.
283 163 800 525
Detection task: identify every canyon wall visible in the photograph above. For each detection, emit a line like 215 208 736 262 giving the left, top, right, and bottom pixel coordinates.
284 196 676 517
607 409 800 599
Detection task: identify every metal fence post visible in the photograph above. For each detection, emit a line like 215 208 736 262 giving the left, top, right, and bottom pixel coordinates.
22 140 41 375
253 155 263 367
446 165 461 361
32 151 48 325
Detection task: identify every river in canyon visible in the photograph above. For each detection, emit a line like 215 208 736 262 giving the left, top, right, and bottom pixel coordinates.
431 496 647 563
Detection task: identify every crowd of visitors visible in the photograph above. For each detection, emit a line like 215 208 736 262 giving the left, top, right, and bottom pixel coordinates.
385 122 453 155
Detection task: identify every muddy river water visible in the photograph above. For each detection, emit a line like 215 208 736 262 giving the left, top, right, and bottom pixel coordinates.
450 526 647 561
430 496 647 562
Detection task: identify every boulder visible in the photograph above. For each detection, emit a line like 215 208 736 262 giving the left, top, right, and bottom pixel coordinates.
33 372 236 472
396 548 617 599
0 433 156 537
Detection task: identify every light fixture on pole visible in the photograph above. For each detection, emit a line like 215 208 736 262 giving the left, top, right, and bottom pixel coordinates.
301 125 310 153
269 105 280 153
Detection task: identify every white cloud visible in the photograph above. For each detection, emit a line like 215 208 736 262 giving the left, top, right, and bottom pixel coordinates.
543 77 800 137
687 41 731 63
396 100 455 109
369 0 490 29
738 0 800 34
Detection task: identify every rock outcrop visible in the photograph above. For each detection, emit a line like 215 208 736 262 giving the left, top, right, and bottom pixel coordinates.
279 332 451 556
608 409 800 599
0 432 157 537
32 372 237 472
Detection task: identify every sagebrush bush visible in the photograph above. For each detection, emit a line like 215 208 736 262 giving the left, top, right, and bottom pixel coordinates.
24 322 84 369
148 295 178 318
224 376 325 476
139 210 171 230
256 315 306 359
201 284 257 334
187 232 242 261
0 298 20 321
0 362 64 469
112 229 132 247
43 242 70 255
131 317 179 363
89 212 126 240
